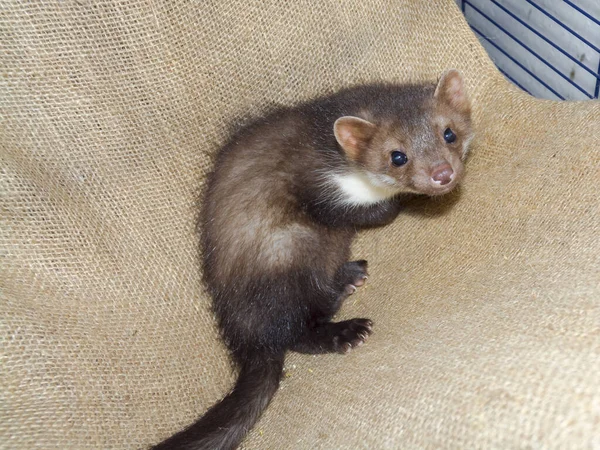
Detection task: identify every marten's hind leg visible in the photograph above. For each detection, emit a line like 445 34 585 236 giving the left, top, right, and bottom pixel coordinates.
291 260 372 355
290 318 373 354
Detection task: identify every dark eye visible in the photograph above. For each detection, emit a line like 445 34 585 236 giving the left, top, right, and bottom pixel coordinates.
391 150 408 167
443 128 457 144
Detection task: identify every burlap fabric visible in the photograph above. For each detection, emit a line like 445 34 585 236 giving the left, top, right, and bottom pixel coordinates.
2 0 599 448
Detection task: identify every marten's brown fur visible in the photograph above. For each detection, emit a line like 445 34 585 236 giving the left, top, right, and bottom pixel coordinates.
154 70 473 450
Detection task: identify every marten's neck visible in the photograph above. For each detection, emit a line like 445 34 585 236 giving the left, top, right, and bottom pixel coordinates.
326 169 403 207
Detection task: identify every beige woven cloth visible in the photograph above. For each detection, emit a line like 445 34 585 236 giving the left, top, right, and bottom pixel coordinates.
2 0 599 448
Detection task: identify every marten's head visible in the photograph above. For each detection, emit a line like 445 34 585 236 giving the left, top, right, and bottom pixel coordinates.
333 70 473 204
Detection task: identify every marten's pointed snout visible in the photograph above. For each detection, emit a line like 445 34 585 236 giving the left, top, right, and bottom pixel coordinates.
431 164 454 186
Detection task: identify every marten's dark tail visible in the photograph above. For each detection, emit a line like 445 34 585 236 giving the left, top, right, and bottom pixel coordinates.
153 351 285 450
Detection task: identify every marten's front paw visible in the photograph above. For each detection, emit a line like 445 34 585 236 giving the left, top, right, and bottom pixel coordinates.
332 318 373 353
341 260 369 295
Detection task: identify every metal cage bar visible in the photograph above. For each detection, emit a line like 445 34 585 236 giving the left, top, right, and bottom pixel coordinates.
460 0 600 100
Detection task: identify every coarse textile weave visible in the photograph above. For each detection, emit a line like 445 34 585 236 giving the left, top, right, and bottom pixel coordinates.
1 0 599 448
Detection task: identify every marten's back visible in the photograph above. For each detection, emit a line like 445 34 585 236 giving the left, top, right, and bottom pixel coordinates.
202 111 352 287
200 111 355 354
200 82 441 291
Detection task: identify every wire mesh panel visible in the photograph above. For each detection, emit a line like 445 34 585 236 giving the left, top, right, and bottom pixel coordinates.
460 0 600 100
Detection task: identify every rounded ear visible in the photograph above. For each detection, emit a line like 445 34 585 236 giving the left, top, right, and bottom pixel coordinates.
333 116 377 162
434 69 470 113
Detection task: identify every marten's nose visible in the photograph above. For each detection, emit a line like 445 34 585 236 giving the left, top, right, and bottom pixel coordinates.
431 164 454 185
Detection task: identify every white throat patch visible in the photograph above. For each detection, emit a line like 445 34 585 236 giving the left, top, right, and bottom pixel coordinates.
331 171 401 206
